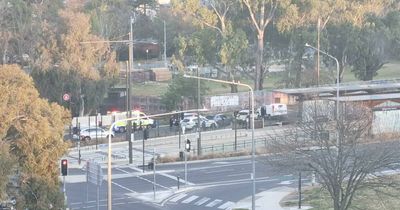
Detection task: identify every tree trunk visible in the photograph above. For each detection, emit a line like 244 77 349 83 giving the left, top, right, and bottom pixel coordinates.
228 71 238 93
255 32 264 90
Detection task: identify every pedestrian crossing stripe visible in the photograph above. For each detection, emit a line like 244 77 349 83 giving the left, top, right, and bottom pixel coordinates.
194 197 210 206
169 193 187 202
182 195 199 203
218 201 235 209
206 199 222 207
169 194 234 209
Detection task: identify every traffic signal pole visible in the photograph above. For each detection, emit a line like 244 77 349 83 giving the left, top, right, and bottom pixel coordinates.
128 17 134 164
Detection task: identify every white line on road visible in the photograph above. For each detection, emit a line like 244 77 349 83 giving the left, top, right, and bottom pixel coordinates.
112 181 137 193
227 173 251 177
204 169 234 174
194 197 210 206
206 199 222 207
218 201 235 209
169 193 187 202
181 195 199 203
116 167 172 190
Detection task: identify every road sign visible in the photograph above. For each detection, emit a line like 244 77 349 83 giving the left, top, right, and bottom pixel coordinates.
87 160 103 186
63 93 70 101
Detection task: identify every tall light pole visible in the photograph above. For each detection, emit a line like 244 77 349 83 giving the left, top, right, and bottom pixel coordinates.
305 43 341 200
196 68 202 156
183 74 256 210
127 16 135 165
305 43 340 129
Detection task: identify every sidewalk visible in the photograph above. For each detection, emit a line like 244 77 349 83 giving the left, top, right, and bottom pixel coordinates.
232 186 311 210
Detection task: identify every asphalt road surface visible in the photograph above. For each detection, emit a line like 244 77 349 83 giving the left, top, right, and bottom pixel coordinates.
64 156 310 210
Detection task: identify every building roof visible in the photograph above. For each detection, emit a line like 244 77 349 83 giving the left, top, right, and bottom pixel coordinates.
325 93 400 102
274 79 400 97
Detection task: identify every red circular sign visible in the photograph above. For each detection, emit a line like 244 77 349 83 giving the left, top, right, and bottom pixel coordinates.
63 93 70 101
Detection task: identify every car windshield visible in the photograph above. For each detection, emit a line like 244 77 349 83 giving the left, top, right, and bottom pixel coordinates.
206 116 214 120
182 119 190 122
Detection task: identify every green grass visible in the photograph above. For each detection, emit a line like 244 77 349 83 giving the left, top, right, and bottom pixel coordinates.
285 183 400 210
131 60 400 96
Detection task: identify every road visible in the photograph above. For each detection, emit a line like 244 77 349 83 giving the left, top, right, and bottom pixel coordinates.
64 156 310 210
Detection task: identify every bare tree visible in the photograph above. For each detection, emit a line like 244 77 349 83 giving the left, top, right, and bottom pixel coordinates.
267 101 400 210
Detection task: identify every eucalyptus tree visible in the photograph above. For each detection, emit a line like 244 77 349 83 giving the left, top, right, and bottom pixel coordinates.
273 0 394 87
348 14 392 81
31 6 118 116
1 64 69 209
172 0 248 92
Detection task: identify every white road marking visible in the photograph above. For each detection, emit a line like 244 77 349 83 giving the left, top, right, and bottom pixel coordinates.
218 201 235 209
279 180 293 185
112 181 137 193
204 169 234 174
194 197 210 206
227 173 251 177
206 199 222 207
169 193 187 202
181 195 199 204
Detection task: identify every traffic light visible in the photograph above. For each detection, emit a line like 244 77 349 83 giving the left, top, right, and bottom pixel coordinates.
61 159 68 176
185 139 191 152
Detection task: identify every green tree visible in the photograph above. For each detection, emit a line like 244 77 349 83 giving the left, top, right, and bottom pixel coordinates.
349 15 390 81
172 0 248 93
277 0 393 83
19 175 65 210
161 74 208 111
31 6 118 116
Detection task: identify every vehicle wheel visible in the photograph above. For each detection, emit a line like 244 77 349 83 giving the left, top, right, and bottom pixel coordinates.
84 136 91 141
106 135 113 139
211 123 216 129
119 127 126 133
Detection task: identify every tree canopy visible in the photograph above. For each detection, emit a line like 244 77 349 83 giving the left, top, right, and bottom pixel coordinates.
0 64 69 208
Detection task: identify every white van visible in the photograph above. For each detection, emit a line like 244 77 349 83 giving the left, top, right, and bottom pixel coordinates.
257 103 288 119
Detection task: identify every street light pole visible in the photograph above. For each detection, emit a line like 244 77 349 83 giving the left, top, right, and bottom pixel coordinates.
183 75 256 210
305 43 340 132
305 43 341 201
197 68 202 156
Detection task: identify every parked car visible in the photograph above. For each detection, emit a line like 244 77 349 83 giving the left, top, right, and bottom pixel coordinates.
73 127 114 141
180 116 218 130
235 109 255 122
180 117 198 130
200 116 218 129
206 114 231 127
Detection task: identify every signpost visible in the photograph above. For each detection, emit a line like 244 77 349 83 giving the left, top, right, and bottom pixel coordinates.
63 93 70 101
87 160 103 210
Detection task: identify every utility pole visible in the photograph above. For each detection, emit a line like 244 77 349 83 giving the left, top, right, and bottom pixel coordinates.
163 20 167 67
127 16 134 164
196 68 202 156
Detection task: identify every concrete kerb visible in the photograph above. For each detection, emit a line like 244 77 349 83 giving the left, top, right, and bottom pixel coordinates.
232 186 296 210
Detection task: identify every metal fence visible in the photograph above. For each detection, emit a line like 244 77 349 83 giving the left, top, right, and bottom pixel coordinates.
198 137 268 155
